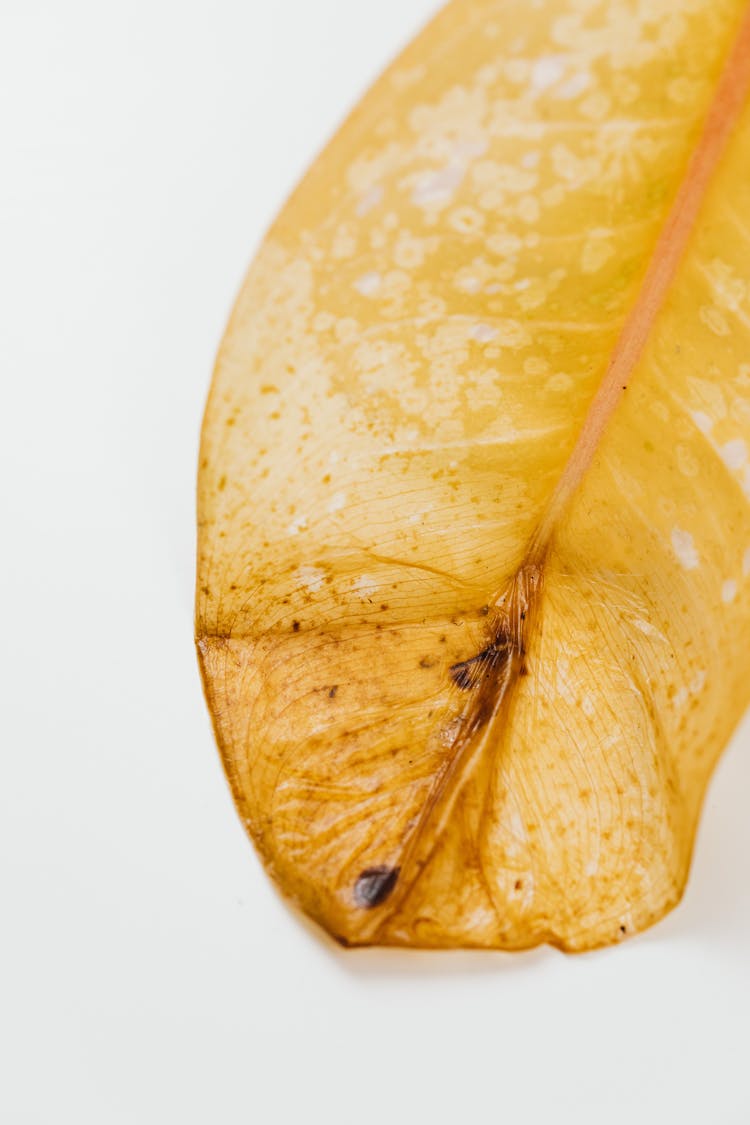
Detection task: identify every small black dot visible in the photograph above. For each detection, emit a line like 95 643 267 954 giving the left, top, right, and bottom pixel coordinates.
353 866 400 909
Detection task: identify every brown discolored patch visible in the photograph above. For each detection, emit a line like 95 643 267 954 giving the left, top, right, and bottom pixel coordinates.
449 636 511 690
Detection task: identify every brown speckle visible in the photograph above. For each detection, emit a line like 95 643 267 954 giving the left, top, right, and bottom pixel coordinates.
292 620 300 632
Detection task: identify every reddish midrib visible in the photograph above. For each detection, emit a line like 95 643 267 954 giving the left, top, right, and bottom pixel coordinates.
368 3 750 935
528 0 750 563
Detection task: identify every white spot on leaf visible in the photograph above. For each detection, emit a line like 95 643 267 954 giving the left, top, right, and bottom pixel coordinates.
470 322 499 342
700 305 730 336
356 184 383 216
286 515 308 536
671 527 699 570
720 439 747 471
722 579 738 604
530 55 566 94
411 164 465 207
295 566 325 593
353 574 378 597
691 410 713 435
353 271 381 297
558 71 591 99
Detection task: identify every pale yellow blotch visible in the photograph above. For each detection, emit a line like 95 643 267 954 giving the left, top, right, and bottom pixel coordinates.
295 566 326 593
722 578 738 603
721 438 748 469
353 271 381 297
581 233 615 274
700 304 732 335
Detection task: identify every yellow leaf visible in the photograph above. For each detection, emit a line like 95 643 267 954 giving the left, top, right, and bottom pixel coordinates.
197 0 750 950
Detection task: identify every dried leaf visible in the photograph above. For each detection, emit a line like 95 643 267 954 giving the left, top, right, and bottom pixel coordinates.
196 0 750 950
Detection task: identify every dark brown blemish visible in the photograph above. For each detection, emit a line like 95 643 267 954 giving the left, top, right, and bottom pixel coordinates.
419 656 437 669
292 620 300 632
329 685 338 699
449 637 511 690
353 865 400 909
514 879 523 891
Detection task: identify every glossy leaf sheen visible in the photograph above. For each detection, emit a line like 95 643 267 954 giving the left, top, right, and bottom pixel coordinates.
197 0 750 950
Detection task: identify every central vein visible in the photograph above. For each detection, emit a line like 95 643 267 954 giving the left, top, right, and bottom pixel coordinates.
359 0 750 932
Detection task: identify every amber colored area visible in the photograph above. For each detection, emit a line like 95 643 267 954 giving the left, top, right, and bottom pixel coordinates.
197 0 750 950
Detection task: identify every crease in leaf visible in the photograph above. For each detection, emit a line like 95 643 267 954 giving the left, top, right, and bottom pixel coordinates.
197 0 750 950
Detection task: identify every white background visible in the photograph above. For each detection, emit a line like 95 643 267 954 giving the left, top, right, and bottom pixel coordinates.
2 1 750 1122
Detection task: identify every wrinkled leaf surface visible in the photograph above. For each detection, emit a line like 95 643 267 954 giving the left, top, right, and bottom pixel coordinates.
197 0 750 949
